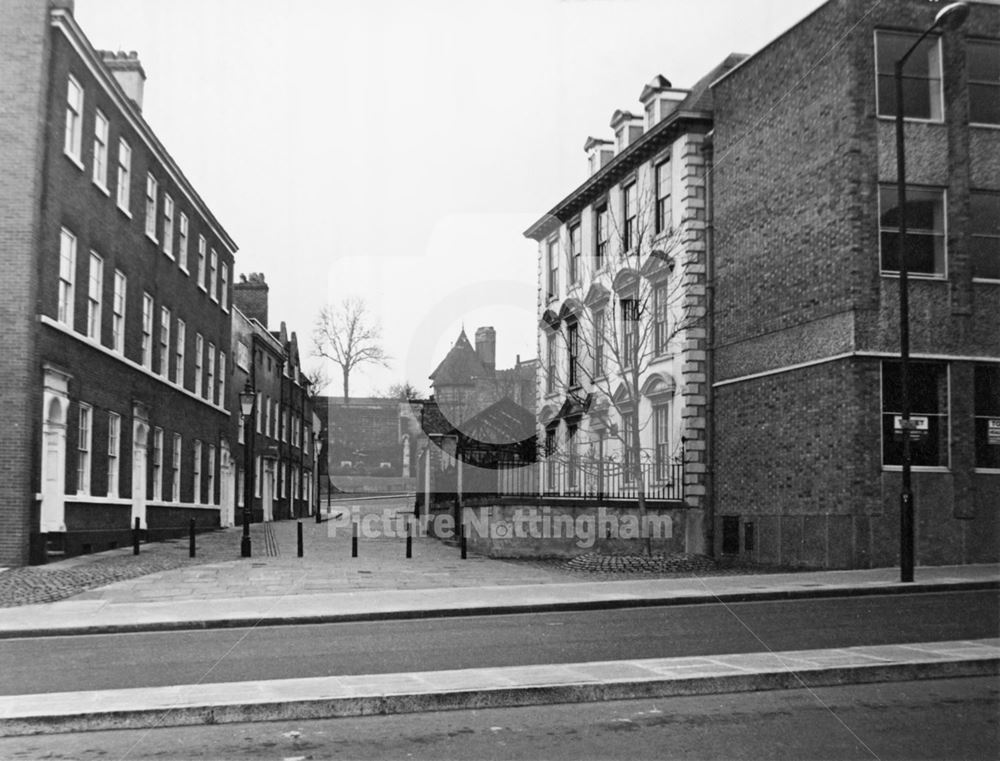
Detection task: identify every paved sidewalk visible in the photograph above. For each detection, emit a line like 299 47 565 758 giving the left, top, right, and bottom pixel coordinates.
1 498 996 637
2 638 997 735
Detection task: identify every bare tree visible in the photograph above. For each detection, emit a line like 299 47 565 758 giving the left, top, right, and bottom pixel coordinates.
312 297 389 403
540 181 700 554
303 364 331 400
385 381 424 401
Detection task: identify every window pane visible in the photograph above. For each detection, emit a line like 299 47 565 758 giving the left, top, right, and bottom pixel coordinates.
971 237 1000 280
976 366 1000 416
875 32 942 119
882 361 948 467
970 84 1000 125
969 41 1000 82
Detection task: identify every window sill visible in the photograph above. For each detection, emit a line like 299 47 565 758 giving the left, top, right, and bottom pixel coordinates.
92 181 110 197
876 114 946 126
164 250 175 260
64 151 85 171
974 468 1000 474
970 122 1000 130
117 204 132 219
145 232 159 245
881 465 950 473
880 271 947 281
972 278 1000 285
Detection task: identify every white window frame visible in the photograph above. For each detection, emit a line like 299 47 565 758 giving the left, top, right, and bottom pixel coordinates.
207 444 216 506
112 269 126 354
152 427 163 501
255 455 262 498
77 404 92 495
159 306 171 378
87 251 103 342
968 39 1000 127
206 343 216 403
58 228 76 327
220 262 229 311
92 109 109 190
171 433 182 502
874 30 944 122
141 293 154 369
107 411 120 498
145 174 158 241
209 249 219 302
116 139 132 214
193 440 203 504
178 213 189 272
971 190 1000 282
878 184 947 278
175 318 186 386
162 194 175 258
64 74 83 164
218 352 227 407
197 236 207 291
194 333 204 398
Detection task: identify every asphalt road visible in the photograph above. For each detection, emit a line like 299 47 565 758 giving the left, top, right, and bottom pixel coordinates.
1 677 995 760
0 590 995 695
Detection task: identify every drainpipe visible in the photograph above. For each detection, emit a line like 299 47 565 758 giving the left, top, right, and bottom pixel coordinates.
702 130 716 559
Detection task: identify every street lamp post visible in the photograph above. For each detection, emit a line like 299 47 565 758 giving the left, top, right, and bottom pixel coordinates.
239 383 256 558
893 2 969 583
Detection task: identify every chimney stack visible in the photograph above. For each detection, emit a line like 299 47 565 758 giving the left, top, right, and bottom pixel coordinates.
234 273 269 327
475 326 496 376
99 50 146 111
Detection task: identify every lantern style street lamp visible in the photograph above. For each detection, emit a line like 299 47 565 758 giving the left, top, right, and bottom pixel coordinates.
893 1 969 583
239 383 256 558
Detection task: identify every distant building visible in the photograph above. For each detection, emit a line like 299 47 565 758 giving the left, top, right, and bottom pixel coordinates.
429 326 537 427
1 1 237 564
231 274 317 524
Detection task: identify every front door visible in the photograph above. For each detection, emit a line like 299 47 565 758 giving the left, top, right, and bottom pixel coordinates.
131 421 148 529
262 461 274 522
219 442 234 527
40 396 68 532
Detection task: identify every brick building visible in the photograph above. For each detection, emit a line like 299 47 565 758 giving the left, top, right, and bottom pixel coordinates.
232 274 317 524
0 0 237 565
710 0 999 567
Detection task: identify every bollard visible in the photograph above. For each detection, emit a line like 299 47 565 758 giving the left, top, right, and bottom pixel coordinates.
406 519 412 559
133 517 140 556
297 521 304 558
460 523 467 560
352 521 358 558
316 504 322 524
189 518 196 558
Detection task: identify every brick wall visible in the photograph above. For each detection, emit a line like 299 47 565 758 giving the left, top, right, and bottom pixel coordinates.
710 0 1000 568
0 0 52 566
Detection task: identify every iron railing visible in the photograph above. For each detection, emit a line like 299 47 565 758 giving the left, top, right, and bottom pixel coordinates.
496 458 684 502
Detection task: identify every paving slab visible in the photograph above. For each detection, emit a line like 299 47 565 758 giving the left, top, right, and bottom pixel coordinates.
1 639 995 736
1 563 997 638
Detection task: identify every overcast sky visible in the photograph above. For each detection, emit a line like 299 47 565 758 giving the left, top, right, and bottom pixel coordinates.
75 0 827 398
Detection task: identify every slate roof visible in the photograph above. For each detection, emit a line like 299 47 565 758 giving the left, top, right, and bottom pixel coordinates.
449 396 536 447
428 329 489 385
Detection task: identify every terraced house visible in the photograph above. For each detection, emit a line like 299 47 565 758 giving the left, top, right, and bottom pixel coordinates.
0 0 237 564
